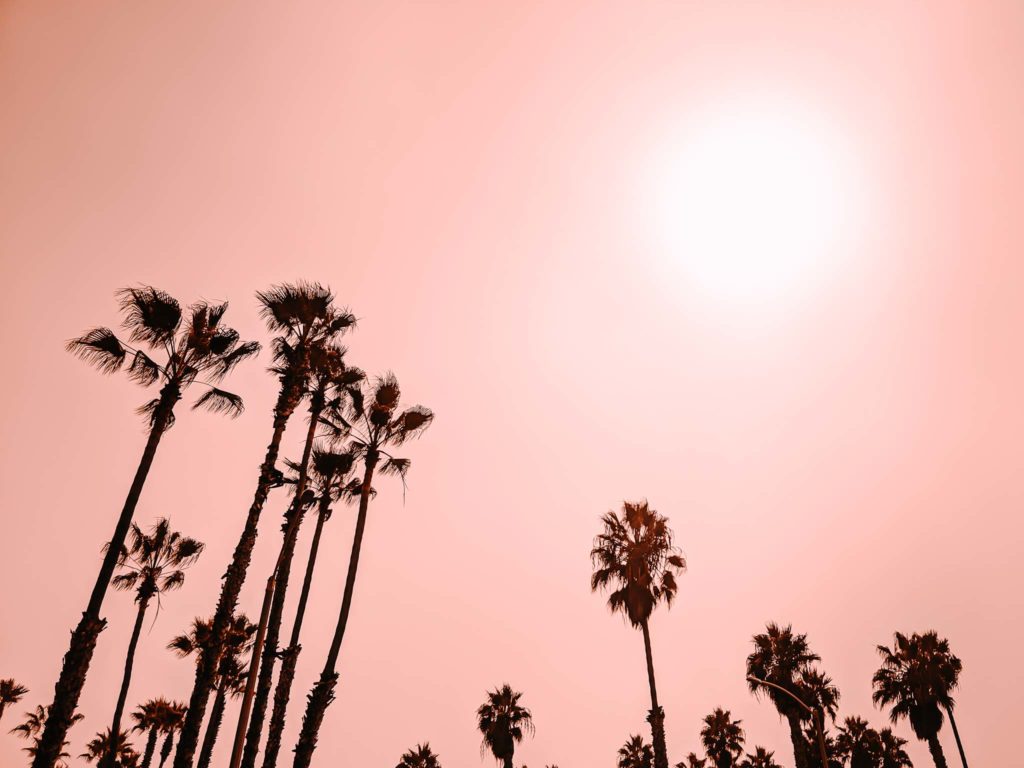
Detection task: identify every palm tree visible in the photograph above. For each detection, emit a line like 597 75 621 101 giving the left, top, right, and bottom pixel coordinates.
798 668 840 724
103 519 203 768
677 755 707 768
238 345 363 768
82 729 139 767
155 701 187 768
835 717 882 768
169 615 256 768
11 705 83 768
261 447 357 768
738 747 782 768
292 373 433 768
475 685 534 768
878 729 913 768
746 623 821 768
0 678 28 723
131 699 176 768
700 708 745 768
175 282 353 768
591 500 686 768
396 742 442 768
38 288 256 768
619 735 655 768
873 631 964 768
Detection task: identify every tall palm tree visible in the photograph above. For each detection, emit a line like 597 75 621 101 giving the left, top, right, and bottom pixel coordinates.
877 729 913 768
103 519 203 768
591 500 686 768
835 717 882 768
700 709 745 768
37 288 256 768
261 447 356 768
175 282 353 768
82 729 139 767
738 747 782 768
873 632 964 768
238 346 362 768
619 735 655 768
746 623 821 768
155 702 187 768
475 685 534 768
677 755 707 768
396 742 442 768
11 705 83 768
292 373 433 768
131 699 175 768
0 678 28 723
169 615 256 768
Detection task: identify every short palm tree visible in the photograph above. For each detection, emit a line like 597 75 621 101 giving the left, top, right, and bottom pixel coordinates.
131 699 176 768
878 729 913 768
677 754 707 768
0 678 28 723
591 500 686 768
620 735 655 768
82 729 139 767
835 717 882 768
738 747 782 768
396 742 442 768
175 283 353 768
155 701 187 768
873 631 964 768
38 288 256 768
700 708 745 768
11 705 83 768
292 373 433 768
103 519 203 767
476 685 534 768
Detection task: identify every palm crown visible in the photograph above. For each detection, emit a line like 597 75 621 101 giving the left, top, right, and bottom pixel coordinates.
81 728 139 766
835 717 882 768
700 708 745 768
169 614 256 687
746 623 821 719
476 684 534 765
619 735 655 768
396 742 442 768
0 678 28 715
11 705 83 768
738 747 782 768
112 518 203 604
877 728 913 768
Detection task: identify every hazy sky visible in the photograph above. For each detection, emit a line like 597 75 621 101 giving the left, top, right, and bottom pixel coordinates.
1 3 1022 767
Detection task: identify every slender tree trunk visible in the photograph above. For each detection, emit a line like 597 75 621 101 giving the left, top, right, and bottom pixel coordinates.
174 371 304 768
640 620 668 768
238 402 322 768
292 453 378 768
159 730 176 768
34 385 178 768
787 714 809 768
262 494 331 768
926 733 948 768
502 756 513 768
0 702 6 723
197 685 227 768
944 706 967 768
101 591 153 768
140 727 159 768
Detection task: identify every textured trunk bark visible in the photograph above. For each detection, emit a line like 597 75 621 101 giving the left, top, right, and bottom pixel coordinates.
291 674 337 768
101 591 153 768
140 727 158 768
945 706 967 768
197 685 227 768
34 385 177 768
641 620 668 768
502 756 513 768
926 733 949 768
787 713 809 768
159 730 176 768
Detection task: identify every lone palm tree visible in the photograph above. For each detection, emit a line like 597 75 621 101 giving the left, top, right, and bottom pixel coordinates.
292 373 433 768
11 705 83 768
261 447 357 768
131 699 176 768
396 743 442 768
103 519 203 768
82 729 139 767
0 678 28 723
835 717 882 768
175 283 353 768
476 685 534 768
873 631 964 768
591 500 686 768
738 747 782 768
38 287 256 768
619 735 655 768
878 729 913 768
700 709 745 768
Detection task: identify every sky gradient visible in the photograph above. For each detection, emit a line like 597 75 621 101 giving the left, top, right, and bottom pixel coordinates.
1 3 1022 767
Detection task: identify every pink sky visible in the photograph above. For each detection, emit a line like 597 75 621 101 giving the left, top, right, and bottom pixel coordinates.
1 3 1021 767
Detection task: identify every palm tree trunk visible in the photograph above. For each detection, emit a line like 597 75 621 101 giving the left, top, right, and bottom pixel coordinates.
238 402 322 768
34 384 178 768
159 730 176 768
944 706 967 768
787 714 809 768
261 494 331 768
502 757 513 768
101 592 153 768
197 685 227 768
174 371 303 768
292 452 378 768
640 620 668 768
926 733 948 768
140 727 159 768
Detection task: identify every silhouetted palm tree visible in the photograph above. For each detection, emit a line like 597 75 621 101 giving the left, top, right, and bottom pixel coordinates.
676 754 707 768
700 709 745 768
0 678 28 723
878 729 913 768
476 685 534 768
396 742 442 768
38 288 256 768
11 705 83 768
591 500 686 768
292 373 433 768
175 283 353 768
619 735 655 768
738 747 782 768
131 699 175 768
746 623 821 768
103 520 203 768
261 447 357 768
873 632 964 768
82 729 139 767
155 702 187 768
835 717 882 768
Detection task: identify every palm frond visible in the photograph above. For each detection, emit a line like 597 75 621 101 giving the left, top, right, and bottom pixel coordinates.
192 387 244 417
118 287 182 346
127 350 162 385
66 328 127 373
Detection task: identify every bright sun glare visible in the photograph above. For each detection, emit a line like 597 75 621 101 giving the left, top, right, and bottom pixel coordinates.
653 98 862 309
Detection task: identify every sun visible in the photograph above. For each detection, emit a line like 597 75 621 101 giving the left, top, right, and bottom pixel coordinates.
650 97 863 309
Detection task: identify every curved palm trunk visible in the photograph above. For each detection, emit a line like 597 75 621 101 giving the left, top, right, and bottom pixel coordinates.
34 386 178 768
926 733 948 768
101 592 153 768
261 495 331 768
640 620 668 768
159 730 177 768
197 684 227 768
944 706 967 768
786 714 809 768
292 454 378 768
140 727 159 768
238 405 322 768
174 371 304 768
